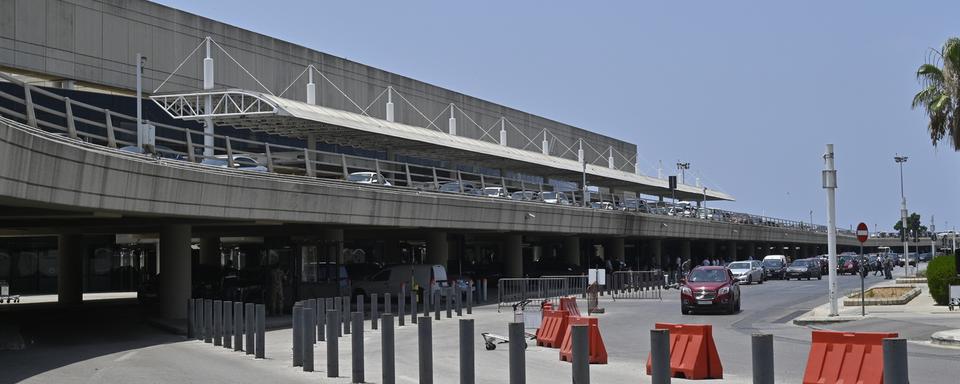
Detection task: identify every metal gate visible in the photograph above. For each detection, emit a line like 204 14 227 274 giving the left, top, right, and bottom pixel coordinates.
610 270 663 300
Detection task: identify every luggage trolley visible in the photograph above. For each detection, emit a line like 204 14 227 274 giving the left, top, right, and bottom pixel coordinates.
481 299 539 350
0 281 18 304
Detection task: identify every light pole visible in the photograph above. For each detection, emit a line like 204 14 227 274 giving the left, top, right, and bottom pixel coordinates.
676 162 690 185
135 53 147 148
823 144 838 317
895 154 909 275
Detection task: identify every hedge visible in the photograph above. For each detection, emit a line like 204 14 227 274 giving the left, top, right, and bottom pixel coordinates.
926 254 960 305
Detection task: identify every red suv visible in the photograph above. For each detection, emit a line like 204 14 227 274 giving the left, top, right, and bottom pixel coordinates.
681 266 741 315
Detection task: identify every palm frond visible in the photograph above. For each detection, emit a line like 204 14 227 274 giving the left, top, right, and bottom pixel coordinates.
916 63 944 86
912 85 941 109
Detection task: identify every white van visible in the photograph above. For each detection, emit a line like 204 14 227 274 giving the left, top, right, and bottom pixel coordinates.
762 255 788 265
352 264 449 300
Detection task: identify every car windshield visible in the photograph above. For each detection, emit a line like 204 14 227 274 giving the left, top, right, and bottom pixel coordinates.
762 260 783 267
202 158 228 166
483 188 501 195
348 173 373 182
541 192 558 200
727 262 750 270
688 269 727 282
790 260 808 267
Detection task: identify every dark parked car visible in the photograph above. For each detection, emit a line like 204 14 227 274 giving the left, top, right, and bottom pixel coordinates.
761 259 786 280
681 266 740 315
787 259 822 280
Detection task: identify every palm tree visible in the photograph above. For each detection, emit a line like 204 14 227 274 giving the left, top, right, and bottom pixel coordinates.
912 37 960 150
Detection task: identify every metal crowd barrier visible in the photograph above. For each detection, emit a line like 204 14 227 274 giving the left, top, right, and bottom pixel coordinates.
497 277 574 311
610 270 663 300
541 275 588 299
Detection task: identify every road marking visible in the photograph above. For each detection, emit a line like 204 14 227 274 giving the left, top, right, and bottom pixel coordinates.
115 350 138 362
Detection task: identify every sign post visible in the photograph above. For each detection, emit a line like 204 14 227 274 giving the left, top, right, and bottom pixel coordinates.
857 222 869 317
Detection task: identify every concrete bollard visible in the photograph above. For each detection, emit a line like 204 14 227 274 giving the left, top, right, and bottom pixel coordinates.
352 312 364 383
482 279 488 303
572 324 589 384
399 291 406 327
318 298 326 342
419 317 433 384
233 302 243 351
382 313 395 384
456 287 463 316
255 304 265 359
423 290 430 320
334 297 343 337
223 301 233 349
326 310 339 377
343 296 351 335
384 292 391 318
195 299 204 341
460 319 474 384
467 284 473 315
752 333 774 384
187 299 195 339
434 291 441 321
650 329 671 384
303 307 315 372
356 295 365 321
509 322 526 384
213 300 223 346
446 288 452 318
293 304 303 367
883 338 909 384
372 293 379 330
411 289 418 324
245 303 255 355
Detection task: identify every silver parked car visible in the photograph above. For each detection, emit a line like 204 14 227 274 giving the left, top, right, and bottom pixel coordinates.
347 171 392 186
540 191 571 205
201 155 268 172
726 260 764 285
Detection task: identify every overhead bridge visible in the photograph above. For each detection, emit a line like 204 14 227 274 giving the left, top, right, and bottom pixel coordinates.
151 89 734 202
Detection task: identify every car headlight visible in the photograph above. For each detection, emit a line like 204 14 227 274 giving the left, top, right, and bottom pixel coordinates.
681 287 692 295
718 287 730 295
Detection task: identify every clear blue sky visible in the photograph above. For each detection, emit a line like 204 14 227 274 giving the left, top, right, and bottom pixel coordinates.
157 0 959 233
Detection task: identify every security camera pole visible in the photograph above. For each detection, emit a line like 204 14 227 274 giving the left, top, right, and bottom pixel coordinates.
823 144 839 317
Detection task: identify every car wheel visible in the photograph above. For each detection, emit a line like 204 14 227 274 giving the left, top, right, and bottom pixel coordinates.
747 275 752 285
735 298 741 312
818 275 822 280
681 306 690 315
759 275 764 284
727 300 736 315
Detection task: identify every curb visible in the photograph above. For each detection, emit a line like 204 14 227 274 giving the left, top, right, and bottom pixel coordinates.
931 330 960 347
792 316 864 326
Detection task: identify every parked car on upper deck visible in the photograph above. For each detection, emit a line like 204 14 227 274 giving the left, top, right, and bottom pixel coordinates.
201 155 268 172
540 191 571 205
120 145 186 160
510 191 539 201
481 187 508 198
438 181 478 194
347 171 392 186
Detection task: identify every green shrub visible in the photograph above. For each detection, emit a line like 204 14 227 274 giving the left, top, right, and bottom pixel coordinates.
926 254 960 305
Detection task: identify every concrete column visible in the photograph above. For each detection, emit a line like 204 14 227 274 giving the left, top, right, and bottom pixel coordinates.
426 232 449 267
161 224 192 319
651 239 663 269
504 234 523 278
727 241 737 262
608 237 625 264
57 234 83 305
744 242 755 260
680 240 692 265
705 240 717 261
562 237 581 266
383 239 402 264
199 236 220 267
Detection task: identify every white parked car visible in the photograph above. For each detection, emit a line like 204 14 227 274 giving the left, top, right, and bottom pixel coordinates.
347 171 392 186
352 264 449 301
482 187 507 198
540 191 571 205
726 261 764 285
201 155 268 172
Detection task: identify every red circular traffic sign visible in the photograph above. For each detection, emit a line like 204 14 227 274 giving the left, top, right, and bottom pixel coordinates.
856 222 869 243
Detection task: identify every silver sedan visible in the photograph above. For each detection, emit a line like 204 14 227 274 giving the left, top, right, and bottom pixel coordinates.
726 261 764 285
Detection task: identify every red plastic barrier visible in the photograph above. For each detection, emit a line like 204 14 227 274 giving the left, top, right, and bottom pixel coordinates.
559 296 582 318
536 309 570 348
645 323 723 380
802 330 898 384
559 316 608 364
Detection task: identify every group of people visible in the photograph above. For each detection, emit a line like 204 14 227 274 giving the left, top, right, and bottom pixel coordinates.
700 258 728 267
873 256 895 280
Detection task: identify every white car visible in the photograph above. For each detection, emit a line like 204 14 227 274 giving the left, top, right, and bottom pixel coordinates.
481 187 507 198
352 264 449 301
726 261 764 285
201 155 268 172
347 171 391 186
540 191 571 205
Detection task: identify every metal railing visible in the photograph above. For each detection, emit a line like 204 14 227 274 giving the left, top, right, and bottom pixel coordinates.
609 271 663 300
497 277 586 311
0 74 859 237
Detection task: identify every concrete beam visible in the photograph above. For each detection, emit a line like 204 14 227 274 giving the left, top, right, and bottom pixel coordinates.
562 237 580 266
199 236 220 267
426 232 448 267
160 224 192 319
504 234 523 278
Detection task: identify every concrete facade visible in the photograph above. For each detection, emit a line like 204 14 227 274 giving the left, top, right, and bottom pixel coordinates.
0 0 636 168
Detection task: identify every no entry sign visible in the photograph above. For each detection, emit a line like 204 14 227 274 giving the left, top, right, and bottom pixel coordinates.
856 222 869 243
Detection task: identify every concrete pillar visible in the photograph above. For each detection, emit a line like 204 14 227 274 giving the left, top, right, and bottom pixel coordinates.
705 241 717 261
727 241 737 262
57 234 83 305
651 239 663 269
426 232 449 267
161 224 192 319
199 236 220 267
680 240 692 265
744 242 755 260
504 234 523 277
383 239 402 264
562 237 581 266
608 238 625 264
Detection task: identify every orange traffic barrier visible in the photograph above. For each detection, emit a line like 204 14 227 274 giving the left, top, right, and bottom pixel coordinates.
559 316 608 364
559 297 582 318
645 323 723 380
802 330 898 384
536 309 570 348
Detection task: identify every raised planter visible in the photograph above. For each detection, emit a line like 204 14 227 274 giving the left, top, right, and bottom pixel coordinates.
843 285 920 306
895 277 927 285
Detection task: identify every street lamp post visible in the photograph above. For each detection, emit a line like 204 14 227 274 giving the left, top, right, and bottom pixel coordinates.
895 154 909 276
135 53 147 148
676 162 690 185
823 144 839 317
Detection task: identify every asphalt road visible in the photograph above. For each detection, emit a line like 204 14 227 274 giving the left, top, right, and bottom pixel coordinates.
2 267 958 384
